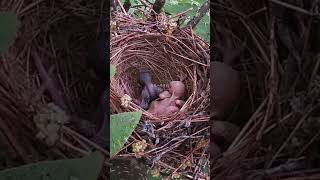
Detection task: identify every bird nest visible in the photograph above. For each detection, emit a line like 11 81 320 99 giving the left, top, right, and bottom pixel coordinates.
0 0 110 178
211 1 320 179
110 11 210 178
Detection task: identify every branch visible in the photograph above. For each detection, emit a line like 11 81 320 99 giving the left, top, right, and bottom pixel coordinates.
32 51 68 111
186 0 209 29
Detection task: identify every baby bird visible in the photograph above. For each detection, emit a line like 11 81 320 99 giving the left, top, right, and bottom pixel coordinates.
147 81 186 116
137 71 163 109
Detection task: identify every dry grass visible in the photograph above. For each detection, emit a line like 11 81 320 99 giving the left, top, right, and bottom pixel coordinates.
0 0 110 177
109 11 210 179
212 0 320 179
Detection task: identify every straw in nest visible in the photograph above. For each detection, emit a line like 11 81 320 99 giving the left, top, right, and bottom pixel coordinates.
110 12 210 122
109 10 210 178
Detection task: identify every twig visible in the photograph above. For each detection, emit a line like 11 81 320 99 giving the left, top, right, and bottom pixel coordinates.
227 97 267 151
239 18 270 65
60 138 111 167
186 0 209 28
267 104 319 168
246 7 267 19
18 0 45 15
168 8 193 20
167 50 208 67
269 0 315 16
60 138 89 155
271 168 320 178
32 51 68 110
296 130 320 157
62 126 110 156
116 0 127 15
257 15 277 140
308 55 320 92
263 112 293 135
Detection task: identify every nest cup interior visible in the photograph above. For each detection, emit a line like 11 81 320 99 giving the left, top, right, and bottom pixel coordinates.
110 34 208 119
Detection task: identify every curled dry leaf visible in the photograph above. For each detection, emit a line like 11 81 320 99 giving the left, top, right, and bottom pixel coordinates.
132 139 148 153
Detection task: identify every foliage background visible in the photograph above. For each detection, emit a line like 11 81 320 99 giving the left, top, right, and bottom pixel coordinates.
120 0 210 42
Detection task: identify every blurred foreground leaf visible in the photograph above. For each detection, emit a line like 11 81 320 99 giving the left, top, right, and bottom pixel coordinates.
0 151 104 180
110 111 142 157
0 11 20 53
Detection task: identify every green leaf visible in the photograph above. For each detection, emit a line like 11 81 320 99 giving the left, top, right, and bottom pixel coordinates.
0 151 104 180
119 0 210 42
0 11 20 53
110 111 142 157
110 64 116 79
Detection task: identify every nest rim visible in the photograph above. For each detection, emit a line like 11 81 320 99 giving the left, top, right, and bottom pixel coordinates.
110 30 210 121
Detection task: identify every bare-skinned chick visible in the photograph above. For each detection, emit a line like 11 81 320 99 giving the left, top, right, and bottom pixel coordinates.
147 81 186 116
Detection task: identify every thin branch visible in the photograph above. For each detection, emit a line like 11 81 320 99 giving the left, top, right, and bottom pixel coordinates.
269 0 316 16
116 0 127 15
168 7 193 20
32 51 68 110
186 0 209 28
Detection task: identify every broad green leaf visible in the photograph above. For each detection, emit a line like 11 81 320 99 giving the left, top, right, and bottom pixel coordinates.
0 11 20 53
0 151 104 180
110 64 116 79
110 111 142 157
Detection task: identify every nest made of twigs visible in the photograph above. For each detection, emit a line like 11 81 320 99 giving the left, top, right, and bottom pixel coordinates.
211 1 320 179
110 11 210 178
110 12 210 121
0 1 110 178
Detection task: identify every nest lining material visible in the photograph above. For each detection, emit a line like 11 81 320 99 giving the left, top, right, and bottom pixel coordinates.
110 14 210 122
